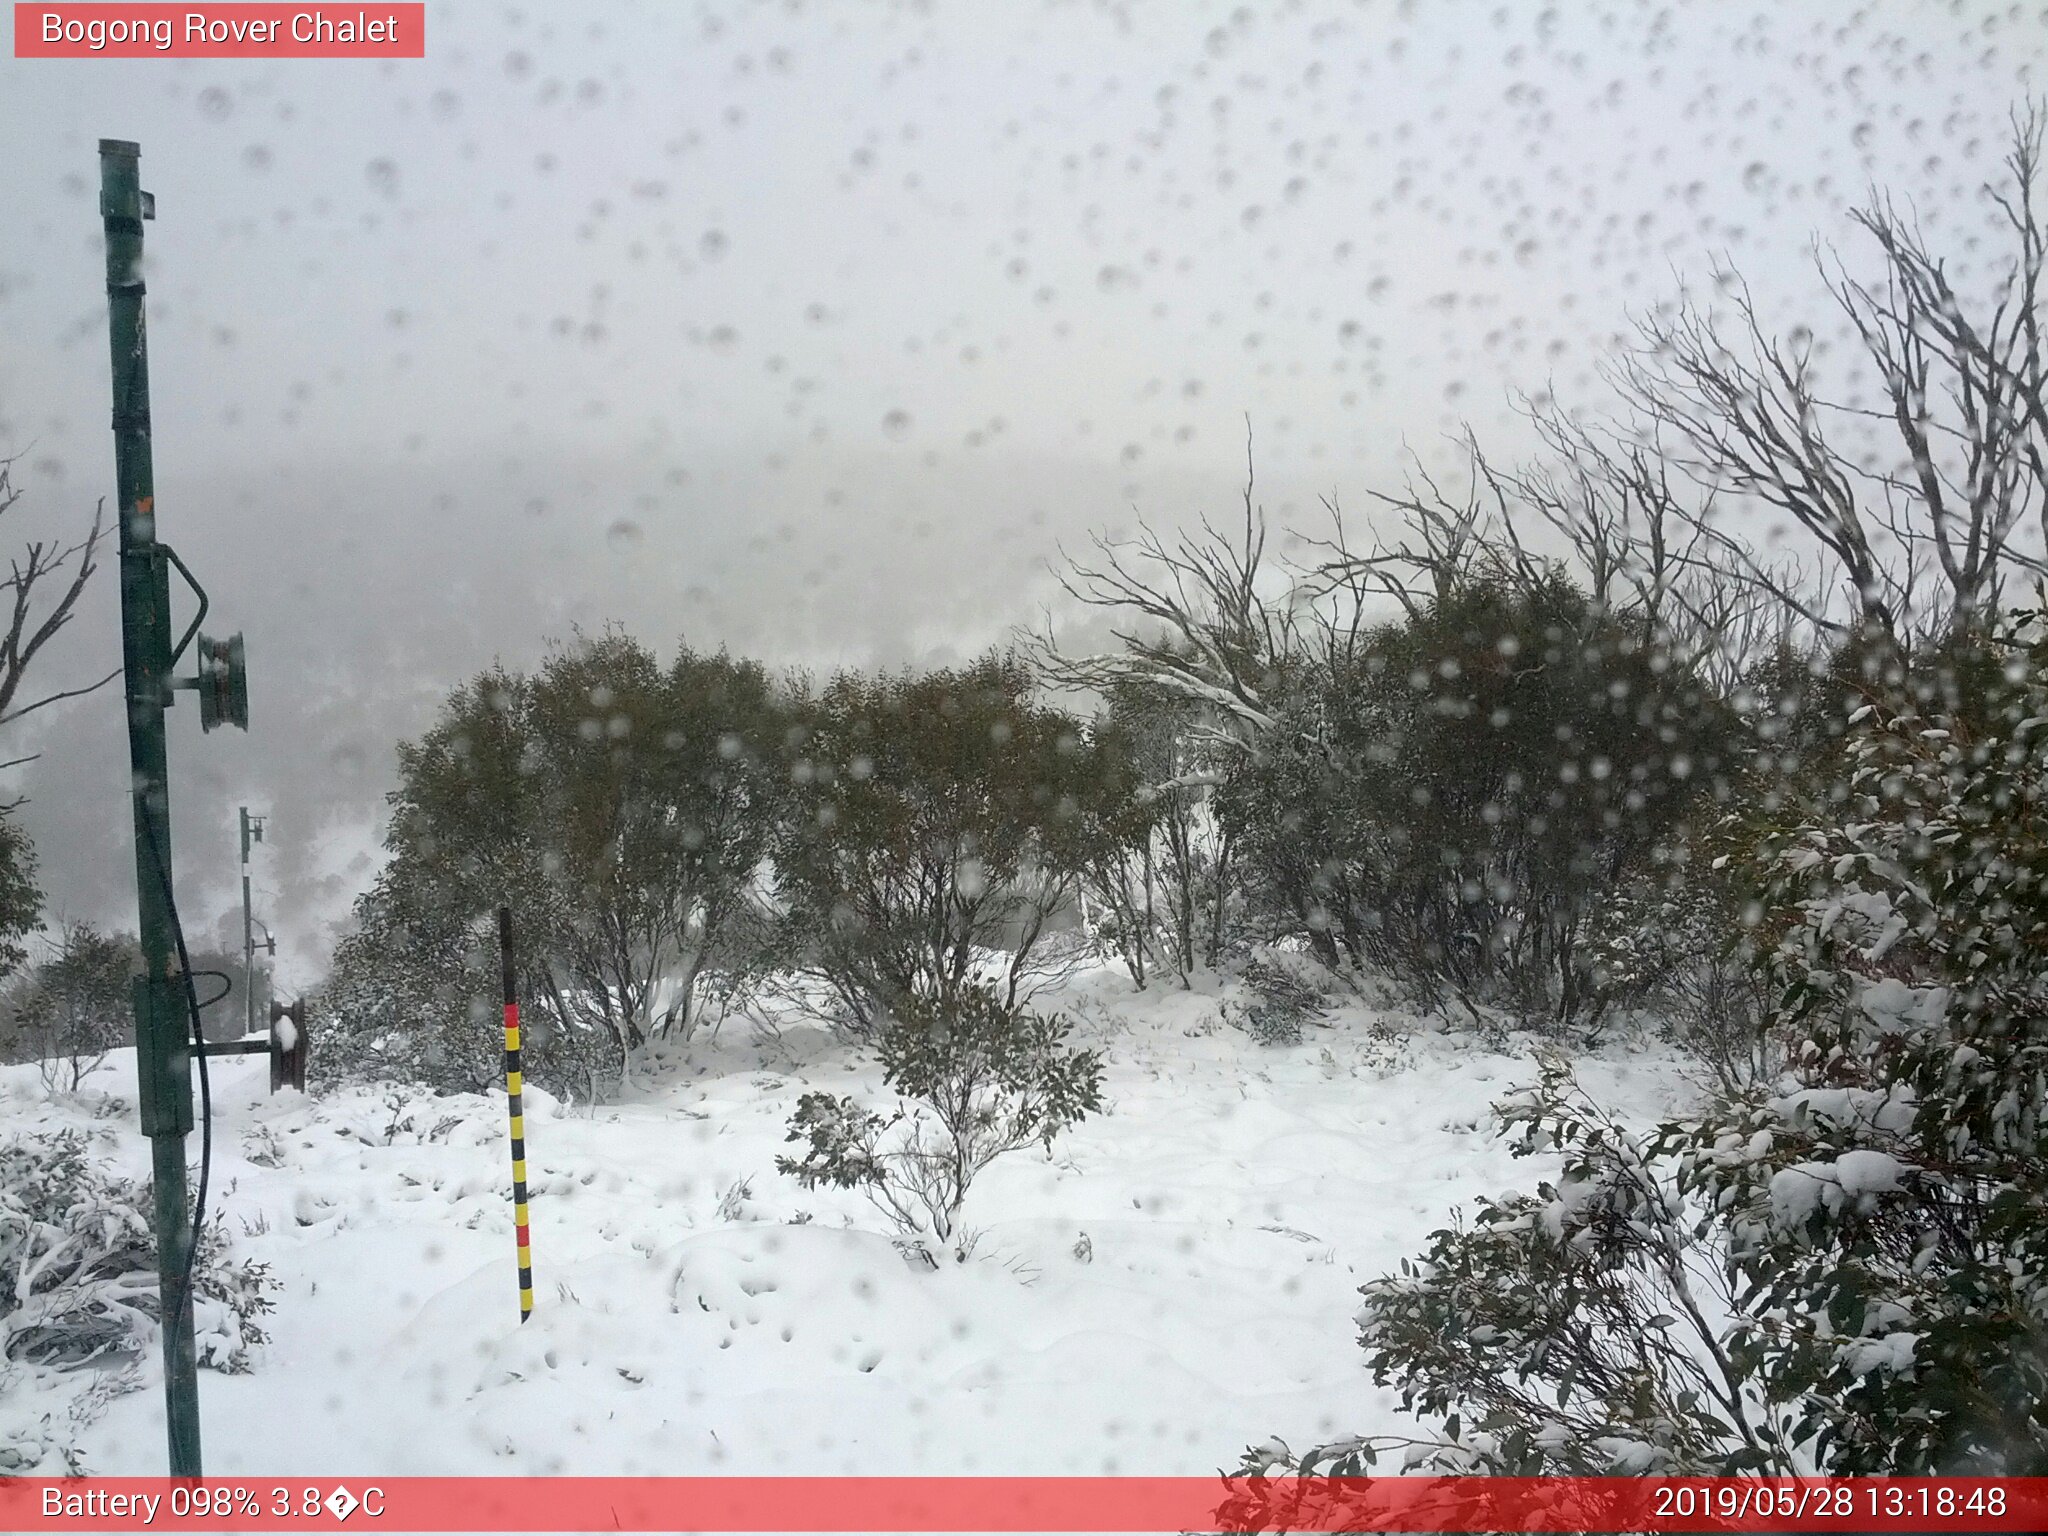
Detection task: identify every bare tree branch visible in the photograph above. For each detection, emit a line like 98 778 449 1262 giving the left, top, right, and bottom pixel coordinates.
0 459 114 735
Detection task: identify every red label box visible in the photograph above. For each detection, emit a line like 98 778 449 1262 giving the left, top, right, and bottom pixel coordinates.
3 1476 2047 1532
14 4 425 58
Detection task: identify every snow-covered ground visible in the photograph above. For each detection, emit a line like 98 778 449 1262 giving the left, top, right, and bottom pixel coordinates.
3 968 1693 1477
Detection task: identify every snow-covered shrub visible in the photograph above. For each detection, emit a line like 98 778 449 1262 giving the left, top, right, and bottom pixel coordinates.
240 1125 286 1169
0 807 41 989
1218 572 1734 1028
715 1177 755 1223
1235 999 1304 1048
1669 626 2048 1473
1239 613 2048 1479
0 1358 141 1474
1231 1059 1816 1492
1225 953 1331 1046
771 654 1140 1033
1574 877 1715 1012
320 867 624 1101
1 923 130 1094
776 984 1104 1259
323 1085 493 1148
1576 874 1783 1086
0 1131 274 1372
1072 681 1244 987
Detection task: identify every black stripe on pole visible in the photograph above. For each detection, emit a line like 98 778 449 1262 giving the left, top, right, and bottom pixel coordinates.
499 904 516 1006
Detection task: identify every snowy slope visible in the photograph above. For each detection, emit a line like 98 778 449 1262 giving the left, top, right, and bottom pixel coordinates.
3 969 1693 1477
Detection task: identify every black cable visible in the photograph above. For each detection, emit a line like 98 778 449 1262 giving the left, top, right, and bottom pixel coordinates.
137 815 212 1352
188 970 234 1013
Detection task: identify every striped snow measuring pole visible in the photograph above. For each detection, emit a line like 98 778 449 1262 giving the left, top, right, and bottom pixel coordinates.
498 905 533 1322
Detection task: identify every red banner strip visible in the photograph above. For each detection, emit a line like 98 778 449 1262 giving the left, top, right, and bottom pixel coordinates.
2 1476 2043 1532
13 5 424 58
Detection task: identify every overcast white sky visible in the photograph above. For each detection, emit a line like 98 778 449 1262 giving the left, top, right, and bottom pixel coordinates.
0 0 2041 980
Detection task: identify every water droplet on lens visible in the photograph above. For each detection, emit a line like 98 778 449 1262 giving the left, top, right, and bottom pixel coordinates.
607 519 644 551
882 409 912 440
700 230 729 260
198 87 231 122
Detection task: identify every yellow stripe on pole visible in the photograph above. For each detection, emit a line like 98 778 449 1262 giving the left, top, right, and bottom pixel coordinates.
513 1159 527 1183
509 1115 523 1140
506 1069 522 1095
505 1025 520 1051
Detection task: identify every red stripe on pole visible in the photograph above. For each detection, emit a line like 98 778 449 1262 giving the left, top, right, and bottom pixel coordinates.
1 1477 2042 1532
515 1224 530 1245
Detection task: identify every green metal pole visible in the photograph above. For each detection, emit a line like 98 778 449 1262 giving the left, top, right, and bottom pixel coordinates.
101 137 203 1478
241 807 255 1041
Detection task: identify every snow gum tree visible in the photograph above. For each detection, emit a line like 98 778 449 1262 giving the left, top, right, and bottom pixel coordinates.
322 852 615 1096
1227 109 2048 1504
0 452 116 989
770 652 1146 1031
4 924 129 1094
1233 614 2048 1490
1071 679 1242 987
1219 570 1736 1025
326 630 783 1082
